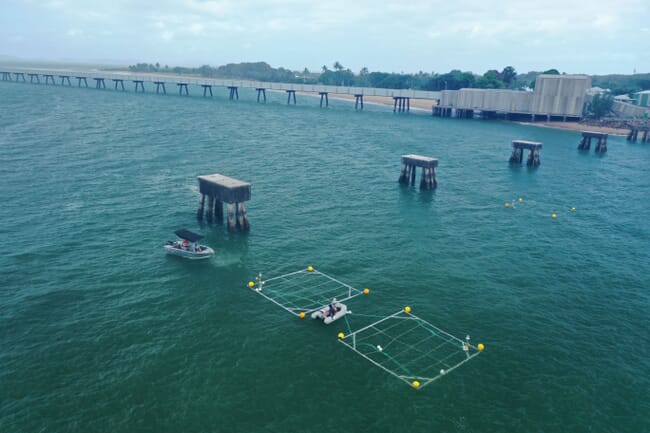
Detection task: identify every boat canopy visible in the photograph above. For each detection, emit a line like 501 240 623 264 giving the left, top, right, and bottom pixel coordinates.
174 229 204 242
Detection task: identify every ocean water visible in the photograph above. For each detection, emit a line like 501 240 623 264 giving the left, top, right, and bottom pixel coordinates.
1 80 649 433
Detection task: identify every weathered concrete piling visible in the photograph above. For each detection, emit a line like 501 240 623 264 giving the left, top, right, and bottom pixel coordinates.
509 140 542 166
355 94 364 110
398 154 438 189
393 97 410 113
578 131 608 153
627 126 649 143
197 174 251 231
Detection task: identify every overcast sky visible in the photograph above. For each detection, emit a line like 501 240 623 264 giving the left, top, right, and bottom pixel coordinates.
1 0 648 75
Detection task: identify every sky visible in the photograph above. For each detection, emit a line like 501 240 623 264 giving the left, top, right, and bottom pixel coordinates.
1 0 649 76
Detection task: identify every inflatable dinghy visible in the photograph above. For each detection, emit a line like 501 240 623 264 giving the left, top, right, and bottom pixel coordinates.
311 302 348 324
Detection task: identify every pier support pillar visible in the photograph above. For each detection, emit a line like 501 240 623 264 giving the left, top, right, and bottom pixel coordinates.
215 200 224 223
134 80 145 93
1 72 11 81
112 79 125 91
527 148 541 166
202 85 213 97
177 83 189 95
94 78 106 89
59 76 71 86
393 97 410 113
154 81 166 94
510 140 542 167
286 90 296 105
198 173 252 232
355 94 364 110
399 155 438 189
14 73 26 82
509 147 523 164
228 86 239 100
236 202 250 230
206 195 214 223
197 194 205 220
319 92 329 107
28 74 40 84
76 77 88 87
256 88 266 103
227 203 236 231
580 131 608 153
44 74 55 85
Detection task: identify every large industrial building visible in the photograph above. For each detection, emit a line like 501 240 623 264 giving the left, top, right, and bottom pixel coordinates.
436 74 592 121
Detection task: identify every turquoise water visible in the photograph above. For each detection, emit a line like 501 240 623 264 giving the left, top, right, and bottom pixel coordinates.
1 81 649 433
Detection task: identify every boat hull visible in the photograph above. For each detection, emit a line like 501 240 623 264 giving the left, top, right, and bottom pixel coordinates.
311 302 348 324
164 244 214 260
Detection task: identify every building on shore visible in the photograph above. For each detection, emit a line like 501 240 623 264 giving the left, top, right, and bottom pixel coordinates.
435 74 592 121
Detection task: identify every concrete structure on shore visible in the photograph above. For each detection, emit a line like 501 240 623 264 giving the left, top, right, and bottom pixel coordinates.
435 75 591 121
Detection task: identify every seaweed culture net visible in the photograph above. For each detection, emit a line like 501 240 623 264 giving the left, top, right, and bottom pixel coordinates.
247 267 483 389
338 309 482 389
248 267 364 317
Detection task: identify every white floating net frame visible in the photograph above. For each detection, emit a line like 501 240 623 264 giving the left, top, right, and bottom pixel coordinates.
247 267 365 317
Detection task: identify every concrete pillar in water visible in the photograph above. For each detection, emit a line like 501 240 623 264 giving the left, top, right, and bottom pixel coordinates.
206 195 214 223
510 140 542 166
399 155 439 189
197 173 252 231
227 203 236 231
215 200 224 223
256 88 266 103
196 194 205 221
238 203 250 230
197 194 205 220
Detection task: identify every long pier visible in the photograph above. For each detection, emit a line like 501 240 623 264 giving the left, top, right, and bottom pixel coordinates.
0 66 441 110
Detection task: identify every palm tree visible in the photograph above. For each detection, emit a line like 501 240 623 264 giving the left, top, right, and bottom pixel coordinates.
333 61 343 72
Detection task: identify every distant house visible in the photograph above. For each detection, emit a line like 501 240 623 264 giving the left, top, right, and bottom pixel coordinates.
633 90 650 107
587 86 610 95
614 94 634 103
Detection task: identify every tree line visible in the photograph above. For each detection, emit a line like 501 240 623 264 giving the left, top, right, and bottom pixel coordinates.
127 61 650 96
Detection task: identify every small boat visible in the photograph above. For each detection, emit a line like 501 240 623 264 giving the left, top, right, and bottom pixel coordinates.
311 300 348 324
164 229 214 260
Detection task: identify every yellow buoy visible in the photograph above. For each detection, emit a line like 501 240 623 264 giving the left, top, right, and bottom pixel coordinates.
412 380 420 389
307 265 314 272
518 197 523 203
363 288 370 295
504 202 511 208
571 207 576 212
478 343 485 351
404 306 411 314
247 281 255 288
299 312 305 319
551 213 557 219
337 332 345 339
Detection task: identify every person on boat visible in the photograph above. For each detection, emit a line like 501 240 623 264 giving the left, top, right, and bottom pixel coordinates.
182 239 189 250
328 298 338 318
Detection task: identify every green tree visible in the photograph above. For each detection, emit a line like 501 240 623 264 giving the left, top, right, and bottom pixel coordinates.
333 61 343 72
501 66 517 86
587 93 614 118
475 70 503 89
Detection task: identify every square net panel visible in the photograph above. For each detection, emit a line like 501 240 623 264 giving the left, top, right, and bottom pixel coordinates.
338 309 482 389
249 268 364 317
